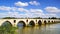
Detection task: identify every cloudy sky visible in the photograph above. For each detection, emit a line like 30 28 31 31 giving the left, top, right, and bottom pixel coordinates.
0 0 60 18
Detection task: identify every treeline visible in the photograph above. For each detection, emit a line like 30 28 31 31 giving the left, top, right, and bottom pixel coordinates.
2 17 17 19
2 17 60 19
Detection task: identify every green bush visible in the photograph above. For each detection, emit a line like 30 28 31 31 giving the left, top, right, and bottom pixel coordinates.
0 24 17 34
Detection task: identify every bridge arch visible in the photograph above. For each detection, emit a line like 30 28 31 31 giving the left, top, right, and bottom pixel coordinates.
17 21 26 27
48 20 50 24
29 20 35 26
1 21 12 27
44 20 47 24
38 20 42 25
48 21 50 22
51 21 54 23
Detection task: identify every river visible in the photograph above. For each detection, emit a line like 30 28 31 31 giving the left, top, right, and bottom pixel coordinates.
16 23 60 34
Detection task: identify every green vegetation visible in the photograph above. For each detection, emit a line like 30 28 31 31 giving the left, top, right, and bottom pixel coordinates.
0 26 17 34
0 22 17 34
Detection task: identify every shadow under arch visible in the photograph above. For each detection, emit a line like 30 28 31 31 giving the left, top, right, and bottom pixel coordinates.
17 21 26 27
29 20 35 26
1 21 12 27
44 20 47 24
38 20 42 26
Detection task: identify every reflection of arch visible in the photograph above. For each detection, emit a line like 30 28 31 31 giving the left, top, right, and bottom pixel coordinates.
54 21 55 23
17 21 26 27
44 20 46 24
38 20 42 25
1 21 12 26
29 20 35 26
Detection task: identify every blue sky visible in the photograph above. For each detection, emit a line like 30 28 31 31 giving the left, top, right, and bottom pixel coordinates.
0 0 60 18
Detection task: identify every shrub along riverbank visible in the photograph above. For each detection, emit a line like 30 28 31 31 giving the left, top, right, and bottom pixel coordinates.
0 25 17 34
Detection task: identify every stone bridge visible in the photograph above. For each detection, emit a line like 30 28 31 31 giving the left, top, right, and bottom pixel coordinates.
0 19 60 27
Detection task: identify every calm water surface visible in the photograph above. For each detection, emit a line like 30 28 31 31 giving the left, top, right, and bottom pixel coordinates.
16 23 60 34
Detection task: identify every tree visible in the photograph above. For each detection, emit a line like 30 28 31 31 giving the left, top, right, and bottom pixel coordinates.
50 17 57 19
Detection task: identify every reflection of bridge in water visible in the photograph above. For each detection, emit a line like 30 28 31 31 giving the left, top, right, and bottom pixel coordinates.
0 19 60 27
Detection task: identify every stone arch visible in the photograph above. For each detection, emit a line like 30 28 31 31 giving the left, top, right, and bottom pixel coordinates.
1 21 12 27
48 20 50 24
29 20 35 26
38 20 42 25
44 20 47 24
48 21 50 22
51 21 54 23
17 21 26 27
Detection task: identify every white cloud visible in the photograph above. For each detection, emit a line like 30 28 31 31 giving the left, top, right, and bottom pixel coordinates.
0 6 43 18
0 6 18 12
29 9 43 13
29 1 40 6
17 8 44 18
18 8 43 13
0 6 11 11
0 12 57 18
15 1 28 7
43 14 57 18
15 1 40 7
45 7 60 13
0 6 59 18
0 13 7 18
11 7 17 11
18 8 28 12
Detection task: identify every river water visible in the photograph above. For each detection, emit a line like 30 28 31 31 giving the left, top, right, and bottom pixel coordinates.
16 23 60 34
